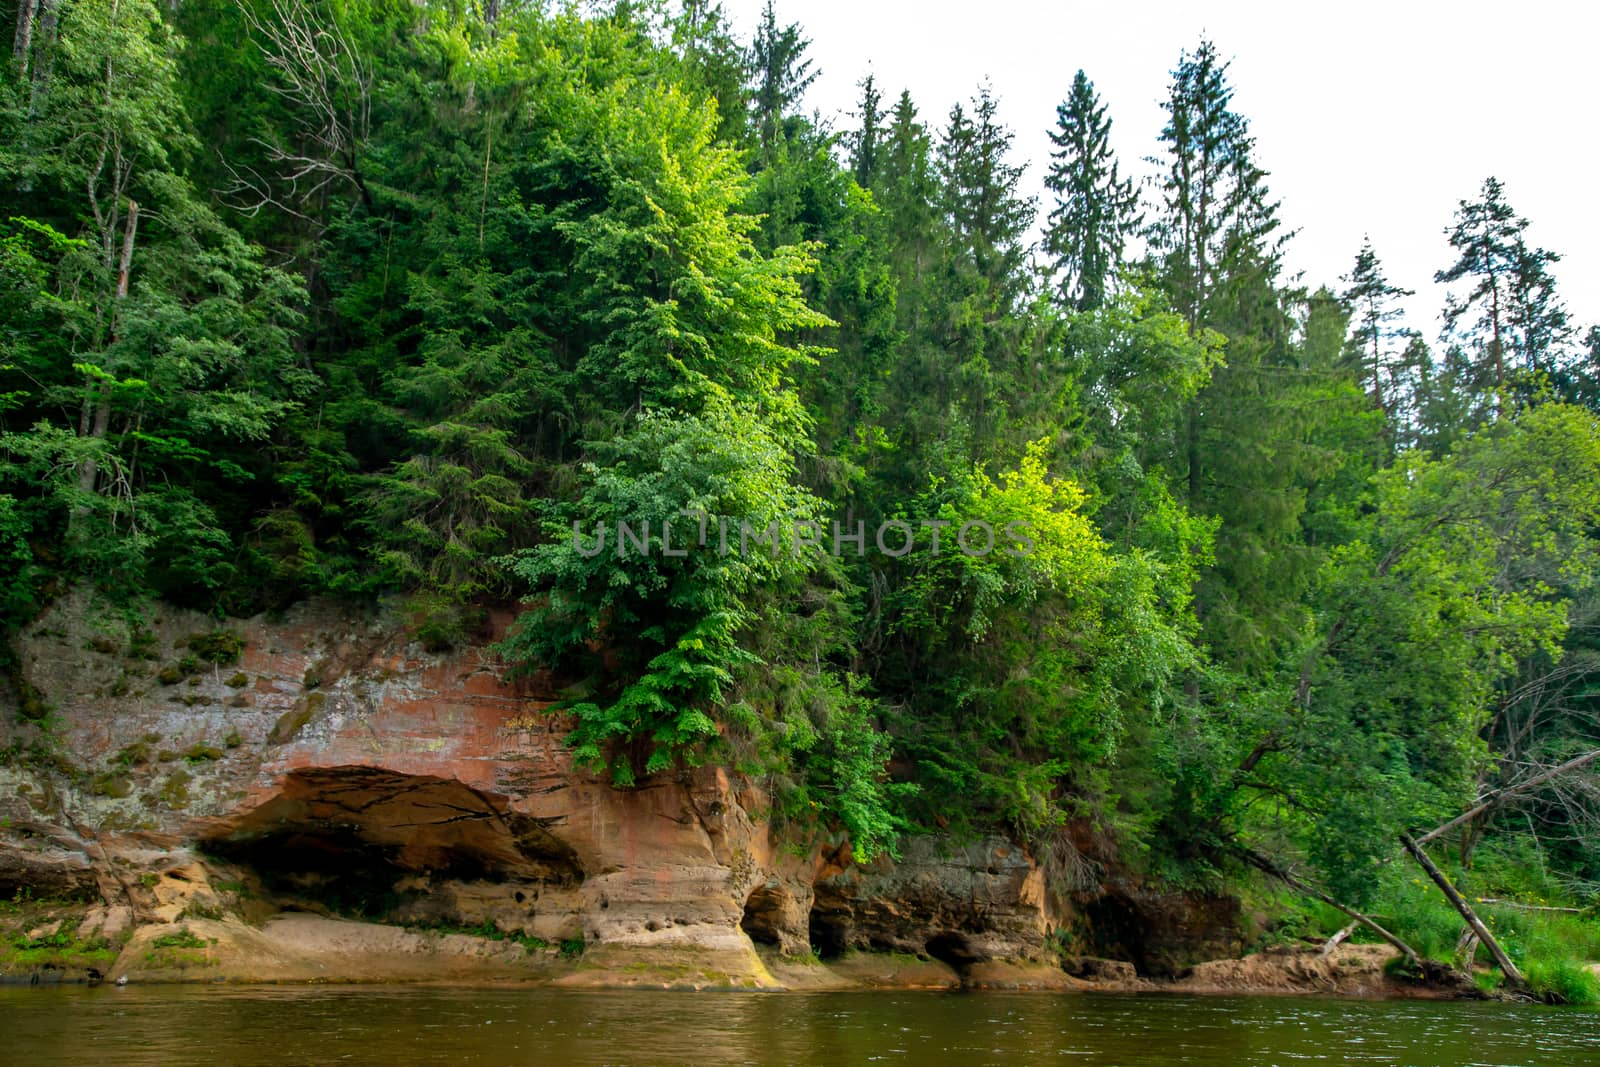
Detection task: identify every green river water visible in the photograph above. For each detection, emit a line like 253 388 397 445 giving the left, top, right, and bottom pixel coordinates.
4 986 1598 1065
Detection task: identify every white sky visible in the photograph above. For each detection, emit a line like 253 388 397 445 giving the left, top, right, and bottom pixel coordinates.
719 0 1598 343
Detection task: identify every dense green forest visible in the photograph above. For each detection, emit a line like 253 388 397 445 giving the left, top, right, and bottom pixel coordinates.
6 0 1600 995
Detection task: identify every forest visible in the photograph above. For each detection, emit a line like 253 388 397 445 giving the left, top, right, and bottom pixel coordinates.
5 0 1600 998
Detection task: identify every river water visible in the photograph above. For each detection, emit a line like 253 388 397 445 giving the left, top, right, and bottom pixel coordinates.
5 986 1598 1065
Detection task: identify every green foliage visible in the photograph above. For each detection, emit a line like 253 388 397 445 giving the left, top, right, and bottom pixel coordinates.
1045 70 1139 312
0 0 310 616
3 0 1600 923
149 927 209 950
1344 851 1600 1003
1219 405 1600 904
877 445 1201 840
1524 958 1600 1005
186 630 243 665
501 403 824 780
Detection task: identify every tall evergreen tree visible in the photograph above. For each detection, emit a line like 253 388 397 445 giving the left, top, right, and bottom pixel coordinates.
1567 325 1600 410
1342 238 1415 446
845 72 884 189
671 0 750 145
1043 70 1138 311
873 89 938 283
1434 176 1572 412
1153 37 1287 495
866 88 940 477
748 0 816 167
937 85 1034 311
1508 241 1573 374
1154 39 1276 331
1150 38 1362 672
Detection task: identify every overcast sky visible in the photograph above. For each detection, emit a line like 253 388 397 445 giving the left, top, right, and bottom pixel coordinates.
719 0 1597 343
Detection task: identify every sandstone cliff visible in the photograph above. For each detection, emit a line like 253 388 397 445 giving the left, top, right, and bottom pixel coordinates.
1 590 1245 989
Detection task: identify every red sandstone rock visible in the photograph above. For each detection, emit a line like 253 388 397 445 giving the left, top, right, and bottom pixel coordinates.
0 588 1240 988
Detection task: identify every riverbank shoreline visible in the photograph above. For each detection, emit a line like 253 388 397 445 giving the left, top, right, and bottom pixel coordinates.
4 905 1481 999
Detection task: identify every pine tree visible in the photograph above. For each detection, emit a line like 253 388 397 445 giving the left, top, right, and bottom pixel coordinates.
1154 39 1279 331
871 88 939 426
1153 37 1288 509
1413 342 1474 454
1567 326 1600 410
1043 70 1137 311
873 88 939 303
1341 238 1415 444
1440 175 1536 412
1151 38 1365 673
1507 241 1572 374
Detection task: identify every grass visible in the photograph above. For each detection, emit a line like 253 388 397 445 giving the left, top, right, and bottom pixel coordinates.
405 918 552 954
150 927 209 950
1524 958 1600 1005
3 936 118 970
0 900 124 974
141 926 217 970
1340 841 1600 1005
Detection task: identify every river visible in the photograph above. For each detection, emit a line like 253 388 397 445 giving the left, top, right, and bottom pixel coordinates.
6 986 1600 1065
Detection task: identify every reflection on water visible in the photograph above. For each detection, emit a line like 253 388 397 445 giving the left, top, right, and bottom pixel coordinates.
4 985 1598 1066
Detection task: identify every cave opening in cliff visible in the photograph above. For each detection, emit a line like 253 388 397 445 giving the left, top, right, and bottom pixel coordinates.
200 766 583 920
1078 894 1153 976
807 907 849 960
923 931 981 970
739 884 788 947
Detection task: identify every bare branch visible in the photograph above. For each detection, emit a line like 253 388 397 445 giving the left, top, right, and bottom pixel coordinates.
231 0 374 216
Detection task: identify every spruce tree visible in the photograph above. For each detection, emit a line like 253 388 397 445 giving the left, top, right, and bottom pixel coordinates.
1155 39 1269 331
1151 38 1361 673
748 0 816 168
846 72 884 190
937 85 1034 311
1043 70 1138 311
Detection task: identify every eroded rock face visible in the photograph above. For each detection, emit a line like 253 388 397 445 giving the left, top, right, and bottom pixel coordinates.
0 589 1239 984
1075 888 1245 977
809 836 1051 965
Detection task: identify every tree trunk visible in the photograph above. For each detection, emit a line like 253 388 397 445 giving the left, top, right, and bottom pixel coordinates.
1489 270 1503 407
1417 748 1600 847
478 125 492 251
1239 847 1422 971
1454 926 1479 969
1319 920 1358 957
26 0 57 118
12 0 38 76
77 198 138 497
1476 899 1584 913
1400 833 1525 988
